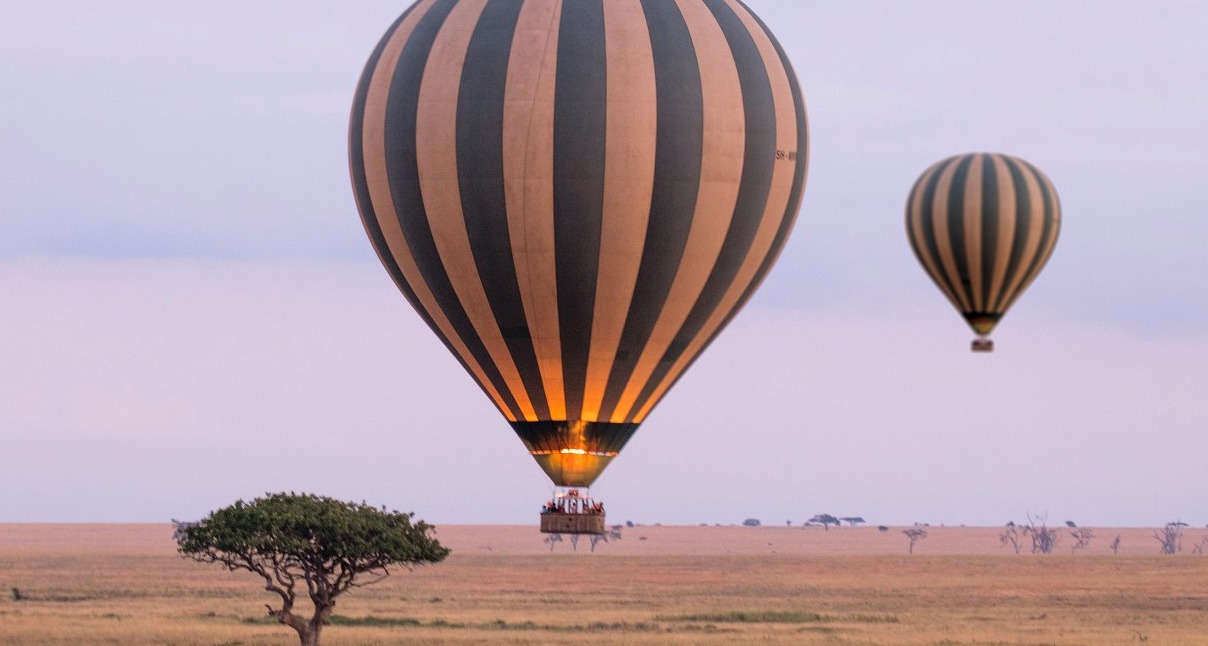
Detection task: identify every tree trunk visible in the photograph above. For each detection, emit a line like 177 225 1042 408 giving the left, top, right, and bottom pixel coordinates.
274 609 317 646
298 602 333 646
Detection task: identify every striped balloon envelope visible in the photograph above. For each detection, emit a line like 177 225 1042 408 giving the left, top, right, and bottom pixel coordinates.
905 153 1061 352
349 0 808 487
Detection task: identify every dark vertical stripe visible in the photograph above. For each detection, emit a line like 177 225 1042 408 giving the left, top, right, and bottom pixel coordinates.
917 161 964 308
351 10 422 316
979 153 1000 312
553 0 608 422
947 155 973 309
456 0 551 419
627 0 778 420
596 0 704 422
905 180 930 269
383 0 524 420
996 156 1035 311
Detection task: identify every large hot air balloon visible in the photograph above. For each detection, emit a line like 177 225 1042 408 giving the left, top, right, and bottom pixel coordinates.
906 152 1061 352
349 0 807 531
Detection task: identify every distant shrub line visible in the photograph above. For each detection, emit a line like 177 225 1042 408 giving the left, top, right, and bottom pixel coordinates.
655 610 899 624
241 615 706 633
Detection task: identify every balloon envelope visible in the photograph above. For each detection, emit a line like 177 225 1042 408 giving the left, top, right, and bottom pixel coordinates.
905 152 1060 341
349 0 808 486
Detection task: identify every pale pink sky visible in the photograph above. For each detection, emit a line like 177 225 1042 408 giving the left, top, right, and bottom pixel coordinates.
1 1 1205 526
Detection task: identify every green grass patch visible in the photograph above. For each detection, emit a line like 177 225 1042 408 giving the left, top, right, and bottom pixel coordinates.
327 615 422 627
656 610 828 624
844 613 900 623
657 610 899 625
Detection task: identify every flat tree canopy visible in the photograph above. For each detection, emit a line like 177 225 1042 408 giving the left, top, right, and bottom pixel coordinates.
175 492 449 646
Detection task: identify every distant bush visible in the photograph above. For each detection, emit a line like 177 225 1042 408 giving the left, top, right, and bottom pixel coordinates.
743 518 761 527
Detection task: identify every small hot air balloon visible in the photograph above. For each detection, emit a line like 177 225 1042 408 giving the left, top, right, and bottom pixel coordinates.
349 0 807 532
905 153 1060 352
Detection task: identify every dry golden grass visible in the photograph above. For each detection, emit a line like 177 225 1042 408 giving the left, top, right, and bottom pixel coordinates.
2 523 1207 645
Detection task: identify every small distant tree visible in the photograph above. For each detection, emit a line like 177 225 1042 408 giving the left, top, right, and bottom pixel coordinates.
1000 521 1023 555
1110 534 1122 555
902 527 928 554
840 516 866 527
588 526 623 552
1069 527 1094 554
809 514 841 531
1022 513 1059 554
743 518 762 527
175 493 449 646
1154 521 1188 555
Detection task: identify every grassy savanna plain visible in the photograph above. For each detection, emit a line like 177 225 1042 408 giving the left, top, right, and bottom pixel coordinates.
2 524 1207 645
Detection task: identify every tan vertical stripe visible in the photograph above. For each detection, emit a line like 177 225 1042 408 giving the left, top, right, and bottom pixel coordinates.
360 0 515 420
1036 171 1062 268
504 0 565 420
633 0 797 423
907 162 963 311
986 154 1017 312
931 161 973 312
415 0 539 421
611 0 745 423
580 0 657 422
997 162 1048 311
962 155 985 312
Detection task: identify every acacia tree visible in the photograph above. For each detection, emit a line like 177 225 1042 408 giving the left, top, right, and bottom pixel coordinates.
809 514 841 531
1154 520 1188 555
1069 527 1094 554
175 493 449 646
902 527 928 554
1022 513 1059 554
1000 521 1023 554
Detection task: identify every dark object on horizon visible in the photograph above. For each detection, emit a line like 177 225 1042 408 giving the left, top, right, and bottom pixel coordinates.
809 514 841 531
743 518 762 527
906 152 1061 352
